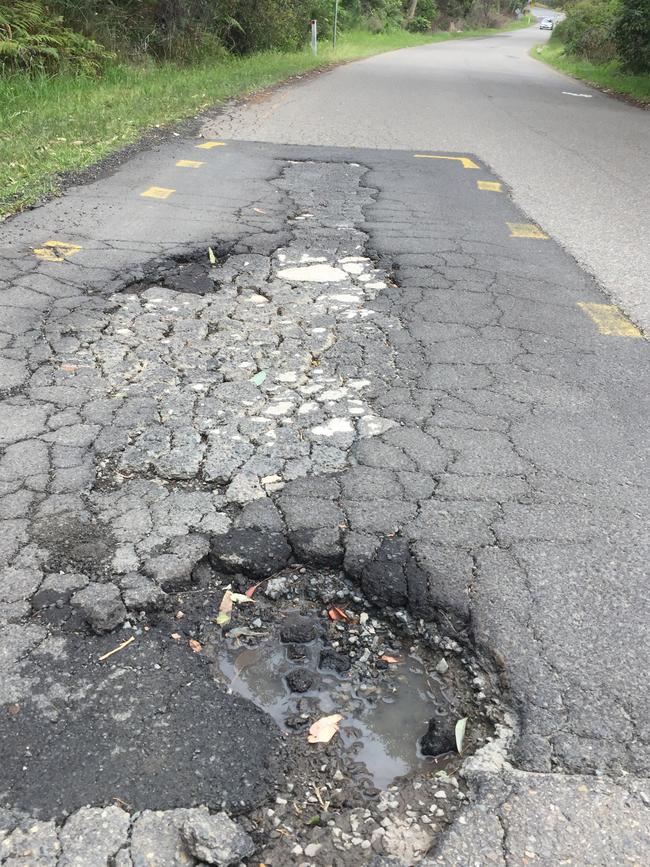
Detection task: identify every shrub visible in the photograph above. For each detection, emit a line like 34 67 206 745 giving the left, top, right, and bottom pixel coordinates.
614 0 650 71
552 0 619 62
408 15 432 30
0 1 114 74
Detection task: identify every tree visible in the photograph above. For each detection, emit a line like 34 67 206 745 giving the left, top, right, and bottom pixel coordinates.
614 0 650 71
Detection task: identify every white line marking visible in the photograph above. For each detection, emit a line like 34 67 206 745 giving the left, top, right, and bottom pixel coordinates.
562 91 593 98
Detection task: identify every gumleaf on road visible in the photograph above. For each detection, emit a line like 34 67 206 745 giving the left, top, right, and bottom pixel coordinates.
230 592 255 604
308 713 344 744
216 589 233 626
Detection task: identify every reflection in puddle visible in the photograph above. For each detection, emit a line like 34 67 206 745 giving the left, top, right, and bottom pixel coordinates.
215 636 453 790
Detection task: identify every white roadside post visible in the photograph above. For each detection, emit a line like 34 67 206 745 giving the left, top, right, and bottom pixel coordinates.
311 20 318 55
333 0 339 48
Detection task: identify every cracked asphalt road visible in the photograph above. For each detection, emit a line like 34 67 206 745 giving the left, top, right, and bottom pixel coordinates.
210 23 650 334
1 129 649 862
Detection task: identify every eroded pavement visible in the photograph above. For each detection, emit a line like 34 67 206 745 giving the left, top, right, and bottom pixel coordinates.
0 140 649 865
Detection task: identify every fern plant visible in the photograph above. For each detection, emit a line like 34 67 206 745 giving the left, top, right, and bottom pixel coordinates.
0 1 114 75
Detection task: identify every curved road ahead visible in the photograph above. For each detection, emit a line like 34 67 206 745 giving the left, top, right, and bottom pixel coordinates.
211 21 650 331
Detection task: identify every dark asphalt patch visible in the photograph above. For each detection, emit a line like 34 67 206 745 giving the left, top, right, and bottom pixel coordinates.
0 625 282 819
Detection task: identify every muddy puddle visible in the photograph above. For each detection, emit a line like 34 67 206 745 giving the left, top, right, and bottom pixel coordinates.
207 568 471 793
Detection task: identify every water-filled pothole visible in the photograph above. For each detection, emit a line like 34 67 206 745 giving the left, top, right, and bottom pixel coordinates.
207 565 486 793
216 628 451 789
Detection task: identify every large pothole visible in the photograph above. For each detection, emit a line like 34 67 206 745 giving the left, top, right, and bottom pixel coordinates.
1 552 499 865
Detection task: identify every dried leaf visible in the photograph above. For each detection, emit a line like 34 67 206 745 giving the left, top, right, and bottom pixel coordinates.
308 713 343 744
245 581 263 598
231 592 255 605
250 370 267 386
253 207 266 214
380 654 403 664
328 607 349 622
171 633 181 641
216 589 233 626
455 717 468 754
188 639 202 653
208 247 216 264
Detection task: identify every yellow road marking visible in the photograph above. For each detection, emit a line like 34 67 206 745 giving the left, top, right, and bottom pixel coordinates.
33 240 82 262
577 302 642 337
140 186 175 199
414 154 480 170
477 180 502 192
196 141 226 149
507 222 549 239
176 160 204 168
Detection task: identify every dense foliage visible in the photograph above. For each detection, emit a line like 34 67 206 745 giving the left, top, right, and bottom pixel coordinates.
553 0 618 62
614 0 650 71
1 0 518 73
0 1 113 74
553 0 650 72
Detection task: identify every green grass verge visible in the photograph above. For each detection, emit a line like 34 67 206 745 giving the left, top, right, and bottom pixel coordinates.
1 21 533 218
534 42 650 105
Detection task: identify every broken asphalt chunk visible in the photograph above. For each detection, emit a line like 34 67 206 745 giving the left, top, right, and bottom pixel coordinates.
209 528 291 577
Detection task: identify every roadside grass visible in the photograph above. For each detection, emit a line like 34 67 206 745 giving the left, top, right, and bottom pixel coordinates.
534 43 650 105
0 20 534 218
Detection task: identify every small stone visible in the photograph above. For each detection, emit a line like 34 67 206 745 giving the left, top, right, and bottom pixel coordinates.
304 843 322 857
225 474 265 505
264 576 291 600
59 806 130 867
420 718 455 757
285 668 314 693
71 583 126 634
120 573 166 612
143 554 193 593
280 617 317 644
182 811 255 866
435 658 449 675
319 648 351 673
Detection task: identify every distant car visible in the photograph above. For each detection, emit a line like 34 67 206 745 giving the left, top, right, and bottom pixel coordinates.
539 18 554 30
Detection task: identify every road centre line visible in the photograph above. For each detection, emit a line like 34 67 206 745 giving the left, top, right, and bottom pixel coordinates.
196 141 226 149
577 302 642 337
140 187 175 199
413 154 480 169
33 240 82 262
507 222 549 239
176 160 204 168
477 180 502 192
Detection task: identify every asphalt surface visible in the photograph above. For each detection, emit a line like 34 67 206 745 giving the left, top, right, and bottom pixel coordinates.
1 25 649 867
208 20 650 333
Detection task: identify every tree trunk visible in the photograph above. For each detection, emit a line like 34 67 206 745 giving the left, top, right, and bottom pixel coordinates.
406 0 419 22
